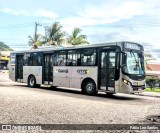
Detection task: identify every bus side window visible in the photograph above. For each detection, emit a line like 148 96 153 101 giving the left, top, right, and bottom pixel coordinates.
67 50 80 66
54 51 66 66
32 52 42 66
24 52 43 66
23 53 31 66
81 48 96 66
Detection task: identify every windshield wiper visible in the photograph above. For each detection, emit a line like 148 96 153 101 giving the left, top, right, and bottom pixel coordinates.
130 50 139 69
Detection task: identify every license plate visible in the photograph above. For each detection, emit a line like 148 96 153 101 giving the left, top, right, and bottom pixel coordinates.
138 88 142 91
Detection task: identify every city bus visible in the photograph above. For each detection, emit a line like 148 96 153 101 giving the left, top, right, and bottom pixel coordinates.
9 41 146 95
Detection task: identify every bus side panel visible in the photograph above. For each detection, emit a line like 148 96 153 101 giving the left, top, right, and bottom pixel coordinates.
70 78 81 89
53 66 71 88
9 65 16 81
53 66 98 89
71 67 98 89
115 80 120 93
23 66 30 83
23 66 42 85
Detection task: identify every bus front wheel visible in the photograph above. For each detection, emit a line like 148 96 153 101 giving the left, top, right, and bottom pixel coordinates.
28 75 36 88
82 80 97 95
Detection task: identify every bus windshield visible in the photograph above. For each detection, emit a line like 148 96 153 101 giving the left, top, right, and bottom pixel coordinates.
122 51 145 75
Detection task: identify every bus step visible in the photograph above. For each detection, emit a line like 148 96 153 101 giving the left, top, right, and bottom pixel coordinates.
98 90 114 93
105 90 114 93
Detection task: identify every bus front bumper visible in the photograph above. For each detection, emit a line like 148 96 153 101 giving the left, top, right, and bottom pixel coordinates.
132 85 145 93
121 82 145 94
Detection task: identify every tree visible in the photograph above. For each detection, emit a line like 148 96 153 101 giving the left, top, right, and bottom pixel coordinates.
144 52 156 71
28 33 43 49
67 28 89 45
43 22 65 46
144 52 156 63
146 78 160 91
0 42 13 51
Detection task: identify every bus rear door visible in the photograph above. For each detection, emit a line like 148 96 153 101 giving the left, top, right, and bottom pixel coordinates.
43 53 53 85
16 54 24 82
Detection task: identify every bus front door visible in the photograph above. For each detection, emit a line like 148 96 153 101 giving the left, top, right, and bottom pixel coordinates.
16 55 23 82
100 50 116 92
44 54 53 85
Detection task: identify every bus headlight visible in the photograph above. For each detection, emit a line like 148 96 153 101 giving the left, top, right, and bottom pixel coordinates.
123 79 128 84
122 79 131 86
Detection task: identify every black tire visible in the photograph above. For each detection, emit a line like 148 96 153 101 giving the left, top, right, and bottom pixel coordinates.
36 84 40 88
106 93 114 97
28 76 36 88
51 86 57 90
82 80 97 95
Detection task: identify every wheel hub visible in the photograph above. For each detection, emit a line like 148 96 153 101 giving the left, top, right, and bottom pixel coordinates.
30 78 34 86
86 83 94 92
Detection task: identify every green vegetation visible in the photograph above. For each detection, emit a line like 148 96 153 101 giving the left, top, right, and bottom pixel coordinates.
145 88 160 93
146 78 160 90
0 42 13 51
67 28 89 45
42 22 65 46
28 33 43 49
28 22 89 49
146 78 160 93
144 52 156 62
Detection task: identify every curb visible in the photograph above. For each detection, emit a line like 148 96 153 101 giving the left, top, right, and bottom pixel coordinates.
140 92 160 98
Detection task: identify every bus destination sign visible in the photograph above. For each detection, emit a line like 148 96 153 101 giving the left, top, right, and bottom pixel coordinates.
124 43 141 50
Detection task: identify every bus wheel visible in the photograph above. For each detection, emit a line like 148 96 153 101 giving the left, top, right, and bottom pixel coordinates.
28 76 36 88
82 80 97 95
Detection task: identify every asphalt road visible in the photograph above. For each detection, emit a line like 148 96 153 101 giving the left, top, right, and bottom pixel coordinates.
0 72 160 132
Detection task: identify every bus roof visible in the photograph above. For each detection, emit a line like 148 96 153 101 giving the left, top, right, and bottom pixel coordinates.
10 41 142 54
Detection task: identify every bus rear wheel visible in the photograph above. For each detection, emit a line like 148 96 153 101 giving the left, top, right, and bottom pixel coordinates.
28 75 36 88
82 80 97 95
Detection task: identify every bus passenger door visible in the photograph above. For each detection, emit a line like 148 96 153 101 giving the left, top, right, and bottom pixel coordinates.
43 54 53 85
99 50 116 92
16 55 23 82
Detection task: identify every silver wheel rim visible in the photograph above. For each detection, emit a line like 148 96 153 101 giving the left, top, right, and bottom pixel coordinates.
86 82 94 92
30 78 35 86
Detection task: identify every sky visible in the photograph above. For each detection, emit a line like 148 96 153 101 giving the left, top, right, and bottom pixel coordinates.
0 0 160 61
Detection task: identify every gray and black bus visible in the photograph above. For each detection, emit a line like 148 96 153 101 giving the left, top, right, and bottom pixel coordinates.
9 41 145 95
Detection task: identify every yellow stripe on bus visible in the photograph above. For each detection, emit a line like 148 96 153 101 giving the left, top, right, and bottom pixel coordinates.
0 57 10 60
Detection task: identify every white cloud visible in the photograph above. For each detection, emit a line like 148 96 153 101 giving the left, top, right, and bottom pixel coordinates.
0 8 58 19
60 0 160 27
79 1 143 20
60 1 145 27
0 8 29 16
36 9 58 19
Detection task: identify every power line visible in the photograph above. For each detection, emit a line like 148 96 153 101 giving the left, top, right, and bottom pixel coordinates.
0 22 34 27
2 22 160 30
1 41 28 45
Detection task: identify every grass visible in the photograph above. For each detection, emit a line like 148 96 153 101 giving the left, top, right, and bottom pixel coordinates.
145 88 160 93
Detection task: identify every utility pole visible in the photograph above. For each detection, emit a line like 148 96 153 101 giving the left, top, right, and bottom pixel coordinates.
44 26 49 46
34 22 42 49
34 22 38 49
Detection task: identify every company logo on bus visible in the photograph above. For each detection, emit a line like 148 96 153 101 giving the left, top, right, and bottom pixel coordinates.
77 69 90 74
56 69 68 73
